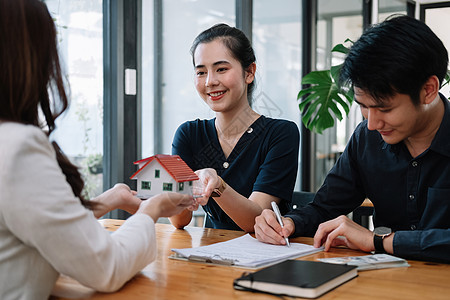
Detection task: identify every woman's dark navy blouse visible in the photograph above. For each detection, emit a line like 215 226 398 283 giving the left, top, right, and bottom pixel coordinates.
172 115 300 230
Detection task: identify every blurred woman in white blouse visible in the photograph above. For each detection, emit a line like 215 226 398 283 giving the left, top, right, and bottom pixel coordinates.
0 0 195 298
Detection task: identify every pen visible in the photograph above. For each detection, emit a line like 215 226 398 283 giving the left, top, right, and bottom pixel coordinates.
271 201 290 247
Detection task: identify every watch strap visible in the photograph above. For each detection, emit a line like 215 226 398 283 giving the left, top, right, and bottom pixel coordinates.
211 176 226 197
373 234 386 254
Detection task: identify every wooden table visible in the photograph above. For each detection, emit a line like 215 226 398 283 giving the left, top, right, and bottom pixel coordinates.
53 219 450 300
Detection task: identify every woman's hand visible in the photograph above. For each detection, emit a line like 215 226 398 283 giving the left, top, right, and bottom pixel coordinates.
192 168 221 205
254 209 295 245
91 183 141 218
137 192 196 223
186 201 200 211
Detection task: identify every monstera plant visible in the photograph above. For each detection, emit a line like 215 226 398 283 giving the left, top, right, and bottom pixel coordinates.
298 39 450 134
297 40 353 134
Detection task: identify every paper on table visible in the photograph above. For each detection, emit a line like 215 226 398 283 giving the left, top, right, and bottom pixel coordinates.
170 234 323 269
318 254 410 271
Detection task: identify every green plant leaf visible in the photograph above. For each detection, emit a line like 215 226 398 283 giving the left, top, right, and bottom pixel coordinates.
443 70 450 88
331 39 352 55
297 39 355 134
330 64 342 87
297 70 353 134
331 44 349 55
441 70 450 101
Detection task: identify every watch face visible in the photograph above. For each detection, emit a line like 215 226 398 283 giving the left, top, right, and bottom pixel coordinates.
374 226 392 236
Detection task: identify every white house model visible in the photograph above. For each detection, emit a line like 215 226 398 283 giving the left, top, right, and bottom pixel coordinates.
130 154 199 199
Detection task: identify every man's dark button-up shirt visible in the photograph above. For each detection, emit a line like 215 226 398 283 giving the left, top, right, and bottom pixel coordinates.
286 94 450 263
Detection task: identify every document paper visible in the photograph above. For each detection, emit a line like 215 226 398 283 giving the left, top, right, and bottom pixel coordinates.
171 234 323 269
318 254 410 271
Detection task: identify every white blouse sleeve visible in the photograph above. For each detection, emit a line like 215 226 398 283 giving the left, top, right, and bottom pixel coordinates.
2 126 156 292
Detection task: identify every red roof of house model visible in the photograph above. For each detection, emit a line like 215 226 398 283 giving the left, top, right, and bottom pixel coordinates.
130 154 199 182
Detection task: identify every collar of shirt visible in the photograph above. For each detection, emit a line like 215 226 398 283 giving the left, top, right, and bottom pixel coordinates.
208 115 266 166
429 93 450 158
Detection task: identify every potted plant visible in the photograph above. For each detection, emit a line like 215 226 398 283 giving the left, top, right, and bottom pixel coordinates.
87 153 103 175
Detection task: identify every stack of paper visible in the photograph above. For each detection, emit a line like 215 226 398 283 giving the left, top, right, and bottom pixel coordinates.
171 234 323 269
318 254 410 271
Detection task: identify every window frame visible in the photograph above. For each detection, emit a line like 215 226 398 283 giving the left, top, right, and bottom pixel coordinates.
103 0 139 219
141 181 151 190
163 183 173 191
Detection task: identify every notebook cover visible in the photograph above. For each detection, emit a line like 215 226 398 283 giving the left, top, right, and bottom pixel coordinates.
234 260 358 298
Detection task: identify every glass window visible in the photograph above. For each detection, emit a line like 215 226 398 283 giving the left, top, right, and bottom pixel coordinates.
179 182 184 191
379 0 408 22
141 0 154 157
425 7 450 98
141 0 235 158
45 0 104 199
142 181 151 190
163 183 173 191
314 0 363 190
155 169 160 178
253 0 302 189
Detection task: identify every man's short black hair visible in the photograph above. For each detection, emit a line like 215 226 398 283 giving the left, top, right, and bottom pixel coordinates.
340 15 448 105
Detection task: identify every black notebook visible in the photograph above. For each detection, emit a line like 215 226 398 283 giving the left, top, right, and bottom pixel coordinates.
233 260 358 298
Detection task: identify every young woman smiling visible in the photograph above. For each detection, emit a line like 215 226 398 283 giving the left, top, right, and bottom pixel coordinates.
169 24 300 232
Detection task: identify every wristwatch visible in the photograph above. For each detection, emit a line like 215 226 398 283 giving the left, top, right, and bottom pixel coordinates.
211 176 227 197
373 226 392 254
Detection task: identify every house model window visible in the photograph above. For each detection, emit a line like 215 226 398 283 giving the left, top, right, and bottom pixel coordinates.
141 181 151 190
130 154 199 199
163 183 173 191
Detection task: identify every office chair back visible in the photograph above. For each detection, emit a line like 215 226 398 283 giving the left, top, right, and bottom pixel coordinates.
203 214 214 228
203 191 316 228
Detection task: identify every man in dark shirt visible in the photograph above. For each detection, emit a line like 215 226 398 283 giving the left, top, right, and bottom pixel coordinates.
254 15 450 263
